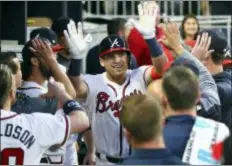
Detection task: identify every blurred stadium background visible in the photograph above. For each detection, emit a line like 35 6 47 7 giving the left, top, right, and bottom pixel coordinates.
0 1 231 73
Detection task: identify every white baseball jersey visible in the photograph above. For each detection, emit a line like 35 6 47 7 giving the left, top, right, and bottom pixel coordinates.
15 81 78 164
82 66 151 157
0 109 70 165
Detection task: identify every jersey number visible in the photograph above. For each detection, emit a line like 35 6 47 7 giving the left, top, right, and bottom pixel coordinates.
1 148 24 165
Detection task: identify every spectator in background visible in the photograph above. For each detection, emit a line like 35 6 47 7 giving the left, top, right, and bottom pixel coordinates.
0 52 22 88
86 18 137 75
125 1 177 66
119 94 185 165
180 14 200 48
199 29 232 131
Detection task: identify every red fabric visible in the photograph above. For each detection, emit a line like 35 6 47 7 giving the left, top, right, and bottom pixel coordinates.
223 59 232 65
150 60 174 80
127 27 174 66
150 67 162 80
211 142 224 161
185 40 196 48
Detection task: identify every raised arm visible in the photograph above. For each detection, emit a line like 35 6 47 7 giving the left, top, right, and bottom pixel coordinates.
63 21 92 100
160 23 221 120
127 2 168 84
41 79 90 134
30 39 76 99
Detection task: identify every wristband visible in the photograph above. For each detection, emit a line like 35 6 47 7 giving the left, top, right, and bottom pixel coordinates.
145 38 163 58
63 100 83 115
68 59 82 76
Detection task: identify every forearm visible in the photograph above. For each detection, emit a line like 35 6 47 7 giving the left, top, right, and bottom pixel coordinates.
175 49 221 113
68 59 87 99
56 89 73 107
49 61 76 99
83 129 96 154
145 38 167 74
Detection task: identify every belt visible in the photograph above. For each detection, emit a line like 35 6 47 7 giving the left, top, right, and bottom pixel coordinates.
40 156 63 164
40 157 49 163
96 152 124 163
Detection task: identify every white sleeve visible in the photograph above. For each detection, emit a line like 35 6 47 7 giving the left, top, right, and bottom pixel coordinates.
131 66 152 88
31 113 71 148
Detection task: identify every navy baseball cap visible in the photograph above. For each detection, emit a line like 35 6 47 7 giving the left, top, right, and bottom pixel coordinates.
30 27 58 45
29 27 64 52
199 29 231 65
199 29 229 55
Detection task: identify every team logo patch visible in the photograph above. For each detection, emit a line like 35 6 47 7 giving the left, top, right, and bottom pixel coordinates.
108 38 120 48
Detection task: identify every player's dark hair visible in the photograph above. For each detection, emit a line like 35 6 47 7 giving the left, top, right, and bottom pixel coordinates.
107 18 127 35
0 52 18 74
181 14 200 40
120 94 163 143
162 66 199 110
210 52 225 65
0 64 13 109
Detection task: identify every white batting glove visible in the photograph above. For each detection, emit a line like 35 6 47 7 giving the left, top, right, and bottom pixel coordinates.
127 2 158 39
64 20 92 59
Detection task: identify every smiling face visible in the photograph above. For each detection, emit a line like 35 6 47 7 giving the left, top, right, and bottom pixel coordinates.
183 17 199 38
99 51 129 79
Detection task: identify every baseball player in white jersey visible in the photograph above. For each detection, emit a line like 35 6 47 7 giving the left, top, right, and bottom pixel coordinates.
11 37 79 165
0 64 89 165
16 80 79 165
63 2 167 164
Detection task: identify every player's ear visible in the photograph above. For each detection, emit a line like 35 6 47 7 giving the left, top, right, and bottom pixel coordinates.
9 74 17 103
195 89 201 104
161 95 168 110
99 57 105 67
31 57 39 67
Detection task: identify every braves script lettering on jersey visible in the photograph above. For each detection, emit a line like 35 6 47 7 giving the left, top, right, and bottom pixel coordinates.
13 81 78 165
0 110 70 165
82 66 151 157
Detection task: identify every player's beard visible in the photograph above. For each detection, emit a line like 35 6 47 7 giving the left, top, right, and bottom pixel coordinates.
39 60 52 80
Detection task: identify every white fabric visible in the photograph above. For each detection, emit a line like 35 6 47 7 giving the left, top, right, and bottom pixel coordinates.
182 116 230 165
17 81 78 165
63 143 78 165
82 66 150 157
0 110 70 165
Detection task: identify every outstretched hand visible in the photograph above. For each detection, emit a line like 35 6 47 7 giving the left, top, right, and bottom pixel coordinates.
29 38 57 63
191 33 213 61
64 20 92 59
126 1 158 39
158 22 184 55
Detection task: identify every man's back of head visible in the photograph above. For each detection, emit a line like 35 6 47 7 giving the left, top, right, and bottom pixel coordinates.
0 64 13 109
162 66 200 111
120 94 163 144
120 94 186 165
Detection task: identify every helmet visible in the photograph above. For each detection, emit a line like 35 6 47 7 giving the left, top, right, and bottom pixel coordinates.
99 35 130 57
